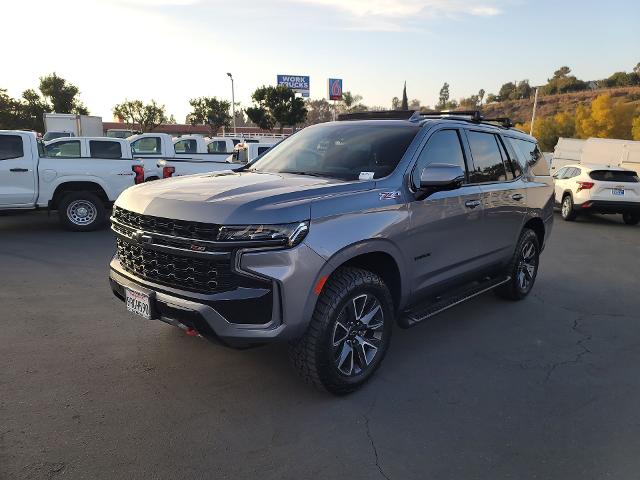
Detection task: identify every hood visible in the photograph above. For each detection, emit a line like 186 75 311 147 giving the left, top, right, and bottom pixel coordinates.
115 170 374 224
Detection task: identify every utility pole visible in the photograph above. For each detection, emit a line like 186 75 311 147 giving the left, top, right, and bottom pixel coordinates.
530 87 539 136
227 72 236 136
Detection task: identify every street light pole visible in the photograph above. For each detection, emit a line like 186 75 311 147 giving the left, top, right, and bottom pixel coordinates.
530 87 539 136
227 72 236 136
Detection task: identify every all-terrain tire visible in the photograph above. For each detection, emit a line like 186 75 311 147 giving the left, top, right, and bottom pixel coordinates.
289 267 394 395
496 228 540 301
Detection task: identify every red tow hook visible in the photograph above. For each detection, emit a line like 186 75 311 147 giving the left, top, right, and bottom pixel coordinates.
185 327 199 337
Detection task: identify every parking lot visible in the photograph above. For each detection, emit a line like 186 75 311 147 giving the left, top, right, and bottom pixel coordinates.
1 211 639 479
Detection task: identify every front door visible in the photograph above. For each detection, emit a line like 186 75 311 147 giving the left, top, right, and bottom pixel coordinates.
0 133 36 207
405 128 486 298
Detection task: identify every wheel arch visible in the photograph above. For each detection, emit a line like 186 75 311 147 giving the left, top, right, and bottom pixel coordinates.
523 217 545 250
50 181 109 210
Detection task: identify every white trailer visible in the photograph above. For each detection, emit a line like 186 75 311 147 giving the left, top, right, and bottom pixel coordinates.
551 137 586 174
43 114 103 141
580 138 640 176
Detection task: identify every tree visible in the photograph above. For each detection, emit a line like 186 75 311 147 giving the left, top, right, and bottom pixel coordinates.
246 85 307 133
167 114 177 124
485 93 498 103
515 80 533 100
575 93 635 139
438 83 450 109
113 99 167 133
0 89 23 130
541 66 586 95
401 82 408 110
478 89 485 106
409 99 421 110
340 91 367 113
39 72 88 114
304 98 333 125
634 63 640 76
632 117 640 141
20 89 49 132
391 97 401 110
498 82 517 101
519 111 576 151
606 71 634 87
188 96 232 135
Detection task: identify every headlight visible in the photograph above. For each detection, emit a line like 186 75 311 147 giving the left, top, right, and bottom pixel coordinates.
217 221 309 247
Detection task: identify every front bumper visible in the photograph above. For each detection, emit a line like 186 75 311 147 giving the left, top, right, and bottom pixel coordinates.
109 242 327 348
576 200 640 214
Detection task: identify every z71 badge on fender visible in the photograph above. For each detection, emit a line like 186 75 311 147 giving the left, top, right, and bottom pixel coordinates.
379 191 401 200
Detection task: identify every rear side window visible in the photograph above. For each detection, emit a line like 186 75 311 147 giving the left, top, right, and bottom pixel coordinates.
89 140 122 159
174 139 197 154
44 140 81 157
412 129 467 187
466 131 507 183
207 140 228 153
589 170 639 182
509 138 549 176
0 135 24 160
257 146 271 156
131 137 161 154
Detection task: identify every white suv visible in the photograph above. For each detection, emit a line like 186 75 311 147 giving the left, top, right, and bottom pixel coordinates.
553 163 640 224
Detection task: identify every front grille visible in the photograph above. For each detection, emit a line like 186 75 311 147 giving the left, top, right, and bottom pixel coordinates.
113 207 220 241
116 238 235 293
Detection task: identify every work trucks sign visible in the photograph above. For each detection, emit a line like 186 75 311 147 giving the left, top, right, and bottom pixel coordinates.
277 75 310 97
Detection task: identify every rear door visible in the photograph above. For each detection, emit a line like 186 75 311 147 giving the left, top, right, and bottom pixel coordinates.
406 128 486 296
88 140 136 196
463 129 526 265
588 169 640 203
0 133 37 207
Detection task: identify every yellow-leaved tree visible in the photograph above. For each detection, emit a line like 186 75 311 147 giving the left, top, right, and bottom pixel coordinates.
575 93 635 139
516 111 576 151
632 117 640 141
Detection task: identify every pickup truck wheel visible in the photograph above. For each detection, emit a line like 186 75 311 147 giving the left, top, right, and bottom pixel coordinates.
58 192 106 232
289 267 393 395
496 228 540 301
561 194 577 221
622 212 639 225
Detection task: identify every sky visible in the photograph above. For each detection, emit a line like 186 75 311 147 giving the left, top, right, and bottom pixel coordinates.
3 0 639 122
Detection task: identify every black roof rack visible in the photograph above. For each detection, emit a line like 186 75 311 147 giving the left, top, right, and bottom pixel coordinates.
337 110 416 121
336 109 514 129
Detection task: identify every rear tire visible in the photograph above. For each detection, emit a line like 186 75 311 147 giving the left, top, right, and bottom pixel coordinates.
622 212 639 225
58 191 106 232
289 267 393 395
496 228 540 301
561 194 577 221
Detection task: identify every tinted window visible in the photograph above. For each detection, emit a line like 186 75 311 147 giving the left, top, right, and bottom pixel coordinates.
89 140 122 159
44 140 81 157
250 123 420 180
207 140 228 153
467 131 507 183
231 139 240 146
496 136 520 179
553 167 567 179
131 137 161 154
589 170 639 182
412 129 466 187
257 146 271 156
509 138 549 176
0 135 24 160
174 139 197 154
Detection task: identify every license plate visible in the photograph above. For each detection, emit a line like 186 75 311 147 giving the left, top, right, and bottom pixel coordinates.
612 188 625 196
126 288 151 319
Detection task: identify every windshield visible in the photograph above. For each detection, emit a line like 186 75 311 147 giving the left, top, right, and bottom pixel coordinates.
43 132 71 141
249 123 419 180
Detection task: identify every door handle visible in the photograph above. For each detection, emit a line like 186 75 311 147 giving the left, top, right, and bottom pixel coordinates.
9 168 29 172
511 193 524 201
465 199 481 209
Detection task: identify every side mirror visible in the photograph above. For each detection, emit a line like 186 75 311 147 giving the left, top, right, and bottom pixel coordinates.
419 164 465 190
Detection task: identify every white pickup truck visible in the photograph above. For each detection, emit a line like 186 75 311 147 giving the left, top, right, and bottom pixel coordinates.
0 131 144 231
129 133 234 181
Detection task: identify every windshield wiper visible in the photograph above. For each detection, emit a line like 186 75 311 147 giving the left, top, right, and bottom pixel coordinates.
279 170 331 178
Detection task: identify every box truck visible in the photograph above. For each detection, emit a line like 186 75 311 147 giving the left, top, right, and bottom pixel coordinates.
43 113 103 141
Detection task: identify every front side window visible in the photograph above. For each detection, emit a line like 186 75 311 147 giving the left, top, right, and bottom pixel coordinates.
509 138 549 176
207 140 228 153
174 139 197 154
131 137 161 154
250 123 419 180
44 140 81 158
553 167 568 179
89 140 122 159
412 129 466 187
0 135 24 160
466 131 507 183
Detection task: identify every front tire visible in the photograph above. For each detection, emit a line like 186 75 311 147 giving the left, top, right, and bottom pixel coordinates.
58 191 106 232
289 267 393 395
622 212 639 225
496 228 540 301
561 194 577 221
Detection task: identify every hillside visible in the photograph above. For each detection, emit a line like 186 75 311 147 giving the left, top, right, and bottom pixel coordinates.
481 86 640 124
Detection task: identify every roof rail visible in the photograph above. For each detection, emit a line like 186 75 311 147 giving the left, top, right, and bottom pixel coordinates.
337 110 416 121
419 110 513 128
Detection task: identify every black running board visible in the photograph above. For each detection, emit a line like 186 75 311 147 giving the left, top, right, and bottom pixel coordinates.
399 276 510 328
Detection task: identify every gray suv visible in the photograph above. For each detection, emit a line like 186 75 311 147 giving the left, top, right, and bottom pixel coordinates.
109 110 554 394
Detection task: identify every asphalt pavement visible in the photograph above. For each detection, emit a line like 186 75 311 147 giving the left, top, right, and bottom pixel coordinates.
1 210 639 480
